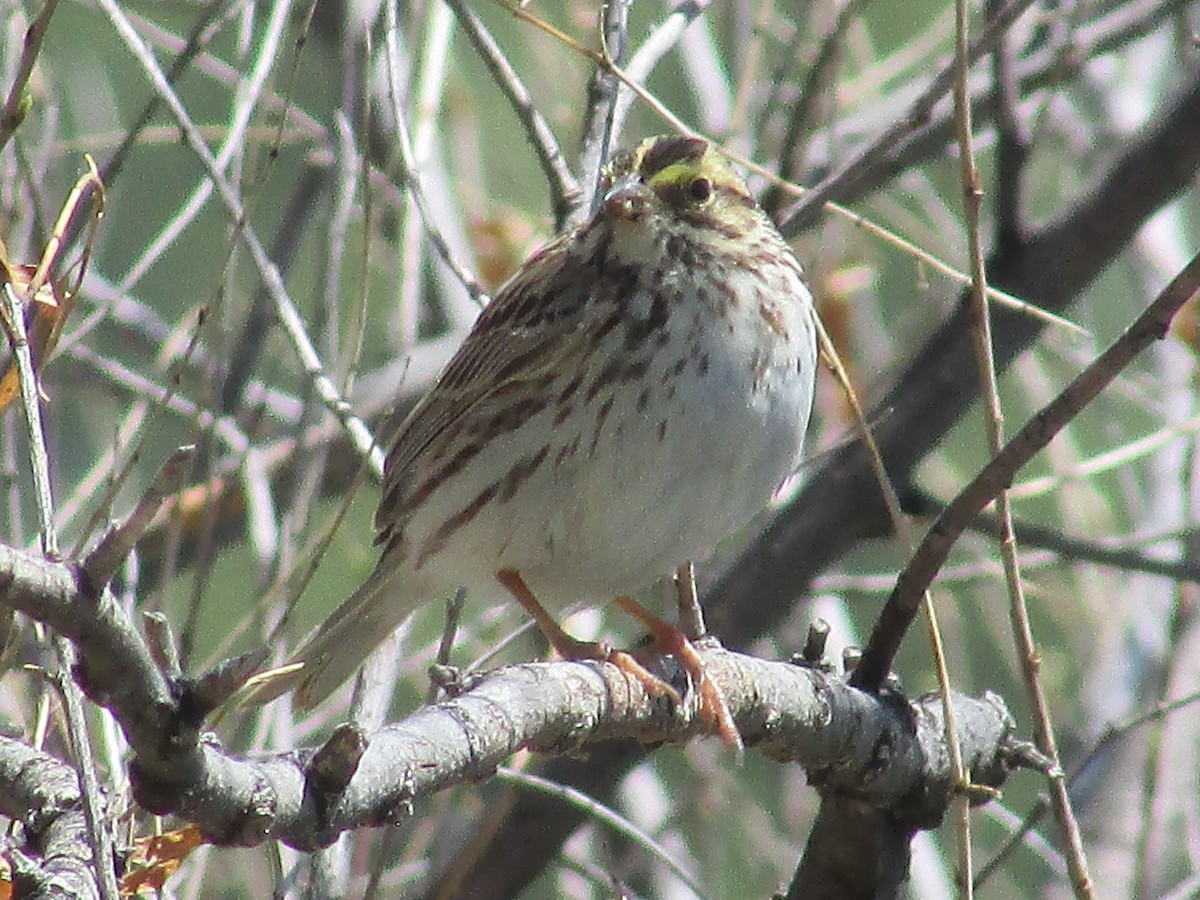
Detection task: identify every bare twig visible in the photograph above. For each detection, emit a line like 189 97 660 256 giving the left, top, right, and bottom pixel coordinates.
975 689 1200 890
577 0 633 214
95 0 385 479
856 252 1200 692
0 0 60 154
382 1 487 308
775 0 1039 234
763 0 870 216
446 0 581 229
81 445 195 593
957 0 1088 889
67 311 209 558
1 283 119 899
904 490 1200 584
495 767 707 897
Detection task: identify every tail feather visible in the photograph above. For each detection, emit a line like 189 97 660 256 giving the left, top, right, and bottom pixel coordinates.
239 565 422 712
294 565 422 710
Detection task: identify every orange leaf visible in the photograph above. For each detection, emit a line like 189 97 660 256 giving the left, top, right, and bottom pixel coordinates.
120 826 205 896
469 210 538 292
0 262 67 413
1172 292 1200 355
817 264 876 426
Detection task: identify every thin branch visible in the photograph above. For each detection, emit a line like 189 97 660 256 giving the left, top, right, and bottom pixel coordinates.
775 0 1041 234
975 689 1200 889
495 767 708 898
382 2 487 309
95 0 385 479
763 0 869 216
605 0 713 159
903 490 1200 584
98 0 241 189
855 251 1200 692
1 283 119 899
960 0 1088 857
446 0 581 229
947 0 997 887
115 0 294 297
576 0 633 216
81 445 195 592
779 0 1193 235
0 0 60 154
392 0 460 347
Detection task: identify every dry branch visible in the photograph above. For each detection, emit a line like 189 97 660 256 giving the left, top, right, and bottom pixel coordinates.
0 537 1015 861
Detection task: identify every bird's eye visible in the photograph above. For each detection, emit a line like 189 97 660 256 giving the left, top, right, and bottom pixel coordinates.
689 177 712 203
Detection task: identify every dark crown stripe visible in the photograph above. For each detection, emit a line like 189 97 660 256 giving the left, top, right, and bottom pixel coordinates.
639 136 708 178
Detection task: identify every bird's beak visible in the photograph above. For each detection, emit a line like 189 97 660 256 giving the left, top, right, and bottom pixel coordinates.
603 172 652 222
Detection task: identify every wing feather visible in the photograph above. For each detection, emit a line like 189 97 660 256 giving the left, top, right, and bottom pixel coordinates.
375 223 608 534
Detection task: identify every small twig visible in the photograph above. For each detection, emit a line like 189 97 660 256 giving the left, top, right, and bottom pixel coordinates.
673 563 706 641
975 688 1200 889
600 0 712 184
495 767 708 899
774 0 1040 233
25 156 105 315
0 287 55 554
728 0 776 137
577 0 633 214
81 445 196 593
116 0 292 298
0 0 60 154
98 0 239 189
427 588 466 704
220 166 328 415
904 489 1200 584
383 0 487 309
445 0 581 229
856 251 1200 691
68 310 208 559
948 0 1030 888
0 282 120 900
327 111 363 394
96 0 385 479
392 0 463 347
764 0 870 216
958 7 1081 844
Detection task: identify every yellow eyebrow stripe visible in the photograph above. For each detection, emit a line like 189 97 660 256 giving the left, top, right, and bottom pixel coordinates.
645 160 701 189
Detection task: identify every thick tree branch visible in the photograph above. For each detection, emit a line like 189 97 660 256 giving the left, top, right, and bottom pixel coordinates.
0 735 99 900
0 540 1014 859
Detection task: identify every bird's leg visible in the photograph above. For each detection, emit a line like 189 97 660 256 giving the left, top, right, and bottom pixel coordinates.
496 569 680 702
613 594 741 751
